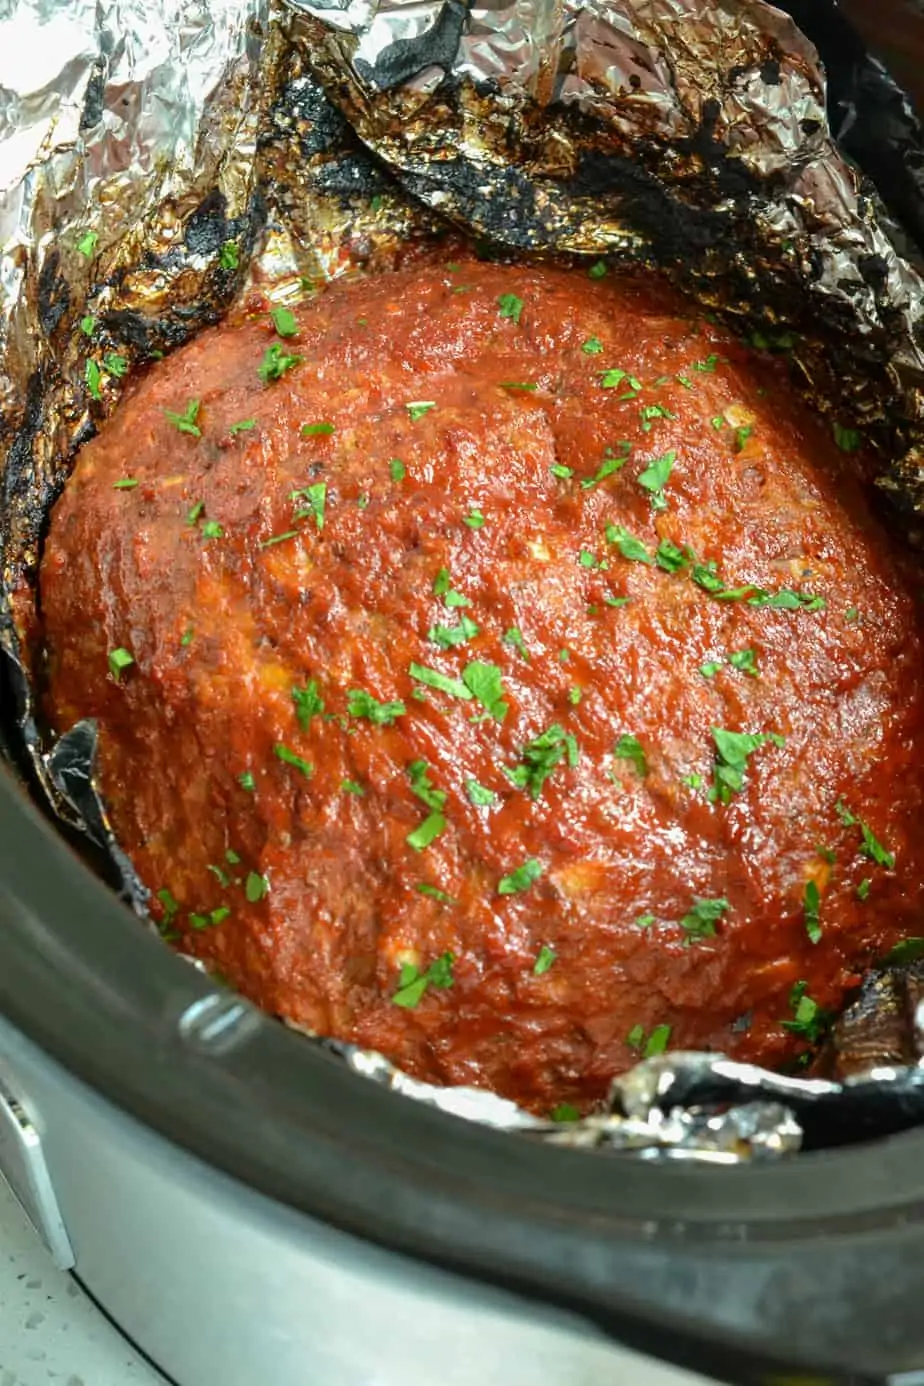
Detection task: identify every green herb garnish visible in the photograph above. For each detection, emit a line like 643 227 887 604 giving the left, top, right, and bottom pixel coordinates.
581 337 603 355
550 463 574 480
428 614 479 649
80 316 96 336
271 306 298 338
727 648 758 677
238 771 255 792
273 744 313 777
655 538 687 573
416 883 455 904
709 727 785 804
229 418 256 436
497 293 524 324
290 481 326 531
406 811 447 852
588 260 608 279
390 458 406 482
113 478 139 490
465 779 498 807
108 647 134 680
341 779 365 796
804 880 822 944
533 945 557 975
614 733 647 778
581 442 631 490
259 344 302 383
347 690 406 725
407 401 436 421
833 422 861 453
636 449 676 509
782 980 830 1042
605 524 653 564
85 359 102 400
292 679 324 729
103 352 129 378
503 627 529 660
165 399 202 437
77 230 99 258
464 509 485 529
245 871 269 903
699 661 722 679
505 724 578 800
219 241 239 270
498 858 543 895
409 664 471 700
679 897 729 942
201 520 223 540
392 951 455 1008
301 421 335 437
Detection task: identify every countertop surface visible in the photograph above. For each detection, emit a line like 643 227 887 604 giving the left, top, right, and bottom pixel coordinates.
0 1177 166 1386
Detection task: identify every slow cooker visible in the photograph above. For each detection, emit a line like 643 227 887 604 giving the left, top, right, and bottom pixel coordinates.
6 1 924 1383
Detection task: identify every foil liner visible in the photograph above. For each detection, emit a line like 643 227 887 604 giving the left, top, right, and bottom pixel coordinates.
4 0 924 1162
287 0 924 513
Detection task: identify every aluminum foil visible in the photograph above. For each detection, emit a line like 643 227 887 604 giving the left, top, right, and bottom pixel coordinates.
5 0 924 1162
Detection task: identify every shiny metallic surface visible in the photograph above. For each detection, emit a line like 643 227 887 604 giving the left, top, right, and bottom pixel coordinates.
0 1013 719 1386
0 1059 73 1270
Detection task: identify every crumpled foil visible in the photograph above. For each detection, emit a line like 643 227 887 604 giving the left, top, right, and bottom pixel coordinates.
5 0 924 1162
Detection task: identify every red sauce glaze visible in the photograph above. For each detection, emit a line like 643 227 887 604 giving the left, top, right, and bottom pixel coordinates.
40 260 924 1112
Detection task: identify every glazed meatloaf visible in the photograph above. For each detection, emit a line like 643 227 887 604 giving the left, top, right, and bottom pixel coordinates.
40 259 924 1113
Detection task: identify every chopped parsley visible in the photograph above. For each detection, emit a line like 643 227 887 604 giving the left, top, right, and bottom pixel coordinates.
408 760 447 812
627 1023 672 1057
497 293 524 324
551 1103 580 1122
271 306 298 338
465 779 498 807
679 896 729 942
882 937 924 966
292 679 324 729
614 733 647 777
709 727 785 804
157 888 179 922
113 478 139 490
782 980 830 1043
581 442 631 490
347 690 406 725
550 463 573 480
187 500 205 524
462 661 508 720
503 627 529 660
416 883 455 904
588 260 608 279
273 744 313 777
636 449 676 509
291 482 326 531
693 354 719 373
80 315 96 336
219 240 239 270
238 771 256 792
727 648 758 677
749 588 825 612
85 359 102 400
229 418 256 436
835 800 895 869
301 421 335 437
407 401 436 421
498 858 543 895
341 779 365 796
164 399 202 437
181 627 194 646
581 337 603 355
804 879 822 944
505 724 578 800
501 381 537 392
639 404 675 432
258 344 302 383
635 913 656 929
579 550 605 570
406 811 446 851
108 647 134 679
605 524 653 564
245 871 269 903
655 538 687 573
699 661 722 679
260 530 299 549
533 945 557 975
392 951 455 1008
733 425 753 452
390 458 406 482
600 368 641 391
76 230 99 258
201 520 223 540
103 352 129 378
409 664 471 700
833 422 861 453
568 687 582 706
428 614 479 649
856 878 871 901
464 509 485 529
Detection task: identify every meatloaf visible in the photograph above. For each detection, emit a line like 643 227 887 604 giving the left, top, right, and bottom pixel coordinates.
40 259 924 1113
